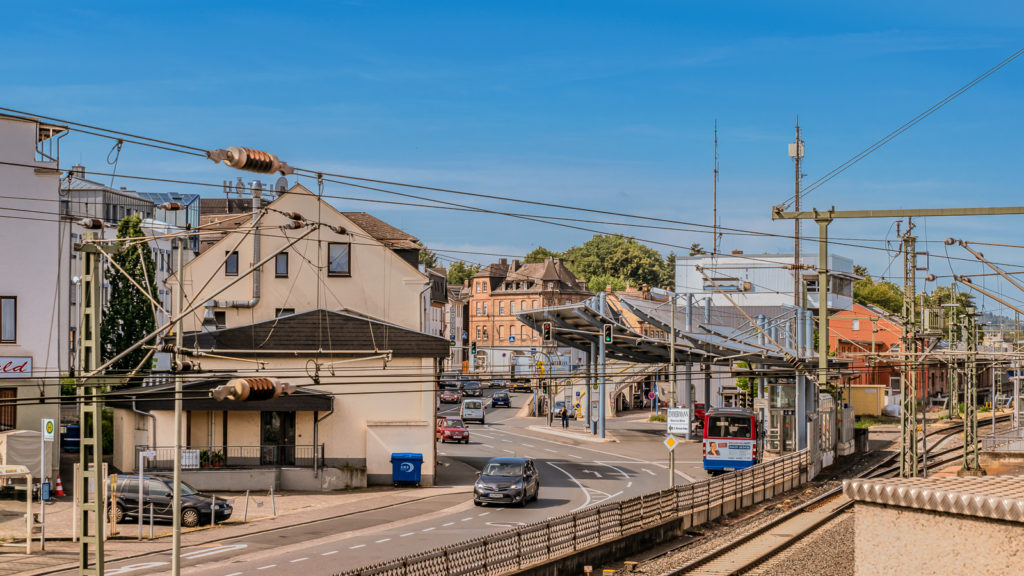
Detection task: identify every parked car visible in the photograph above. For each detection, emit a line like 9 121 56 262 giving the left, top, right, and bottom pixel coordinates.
461 398 486 424
110 475 231 528
440 390 462 404
487 378 507 388
491 391 511 408
436 417 470 443
462 381 482 397
474 457 540 507
440 372 463 389
553 399 575 418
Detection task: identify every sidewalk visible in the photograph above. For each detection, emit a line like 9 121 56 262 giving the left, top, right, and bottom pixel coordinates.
0 484 471 576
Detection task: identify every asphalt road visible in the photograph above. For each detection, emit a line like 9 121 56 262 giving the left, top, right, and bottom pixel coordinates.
84 388 705 576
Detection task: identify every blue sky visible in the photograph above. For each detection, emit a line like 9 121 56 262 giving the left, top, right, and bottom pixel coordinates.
4 2 1024 314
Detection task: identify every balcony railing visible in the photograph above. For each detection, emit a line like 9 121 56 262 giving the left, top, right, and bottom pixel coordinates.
135 444 323 471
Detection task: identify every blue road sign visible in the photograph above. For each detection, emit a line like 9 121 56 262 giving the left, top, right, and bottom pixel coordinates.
509 336 516 343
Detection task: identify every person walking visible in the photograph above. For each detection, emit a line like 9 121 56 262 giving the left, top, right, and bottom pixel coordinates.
560 406 569 429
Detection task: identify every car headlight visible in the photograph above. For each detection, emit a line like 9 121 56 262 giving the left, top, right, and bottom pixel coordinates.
512 481 523 490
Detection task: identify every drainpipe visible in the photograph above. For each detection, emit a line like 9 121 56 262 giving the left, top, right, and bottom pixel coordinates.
212 185 262 309
313 406 335 480
131 398 157 469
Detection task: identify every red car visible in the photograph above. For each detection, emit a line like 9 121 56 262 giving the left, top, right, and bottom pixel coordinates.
436 417 470 443
694 403 706 428
440 390 462 404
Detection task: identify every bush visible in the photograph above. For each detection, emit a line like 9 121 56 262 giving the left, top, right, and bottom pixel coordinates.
649 413 667 422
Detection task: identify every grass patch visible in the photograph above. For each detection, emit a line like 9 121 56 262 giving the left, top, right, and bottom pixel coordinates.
854 415 899 429
649 413 667 422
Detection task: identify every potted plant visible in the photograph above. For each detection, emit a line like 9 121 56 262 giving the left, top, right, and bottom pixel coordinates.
210 450 225 468
200 450 211 469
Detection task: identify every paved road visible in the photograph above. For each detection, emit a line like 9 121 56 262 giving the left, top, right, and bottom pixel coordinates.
76 388 705 576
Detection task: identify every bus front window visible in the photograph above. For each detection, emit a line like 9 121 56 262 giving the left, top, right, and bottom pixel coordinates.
707 416 752 439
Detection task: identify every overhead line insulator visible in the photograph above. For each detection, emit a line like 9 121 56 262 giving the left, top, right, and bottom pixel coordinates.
208 147 294 175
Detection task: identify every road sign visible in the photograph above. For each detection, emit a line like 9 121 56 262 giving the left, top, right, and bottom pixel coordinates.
648 391 656 400
667 408 689 435
591 400 600 422
664 435 678 451
141 450 156 458
530 347 537 352
42 418 54 442
509 336 516 343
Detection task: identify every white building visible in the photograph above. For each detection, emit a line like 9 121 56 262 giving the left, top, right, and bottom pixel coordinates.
0 114 65 479
675 252 857 312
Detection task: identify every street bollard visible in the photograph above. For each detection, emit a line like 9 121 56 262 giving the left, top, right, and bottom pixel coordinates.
242 490 250 522
149 502 154 539
211 495 216 526
270 486 277 517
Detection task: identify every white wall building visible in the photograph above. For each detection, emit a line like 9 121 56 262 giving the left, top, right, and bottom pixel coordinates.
675 252 857 312
0 115 65 478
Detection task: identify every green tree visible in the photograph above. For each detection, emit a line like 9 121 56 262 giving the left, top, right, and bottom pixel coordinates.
525 246 560 263
446 261 481 286
688 243 707 256
661 252 676 290
417 241 438 269
100 215 158 376
562 234 670 290
853 270 903 315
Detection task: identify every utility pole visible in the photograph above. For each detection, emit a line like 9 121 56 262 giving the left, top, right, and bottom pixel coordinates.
669 293 676 408
790 121 804 308
76 232 105 575
172 237 184 575
959 309 985 476
947 305 959 419
713 120 719 255
899 221 919 478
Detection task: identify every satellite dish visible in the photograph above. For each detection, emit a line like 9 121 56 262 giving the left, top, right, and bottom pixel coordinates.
275 176 288 196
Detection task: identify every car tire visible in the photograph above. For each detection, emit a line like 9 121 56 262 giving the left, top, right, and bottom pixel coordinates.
532 484 540 502
114 503 126 524
474 499 482 506
181 507 200 528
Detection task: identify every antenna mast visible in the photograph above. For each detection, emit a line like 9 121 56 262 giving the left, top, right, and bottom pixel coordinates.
790 118 804 306
713 120 719 254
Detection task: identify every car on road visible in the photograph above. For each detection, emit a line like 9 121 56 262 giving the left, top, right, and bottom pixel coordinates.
462 380 482 396
440 390 462 403
474 457 540 507
553 399 575 418
694 402 707 430
491 391 511 408
110 475 231 528
461 398 486 423
436 417 470 443
440 373 462 389
487 378 507 388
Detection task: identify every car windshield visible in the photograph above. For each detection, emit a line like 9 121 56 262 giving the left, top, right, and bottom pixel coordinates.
464 382 480 389
482 462 525 477
464 401 482 409
494 393 508 399
180 481 198 496
442 419 464 427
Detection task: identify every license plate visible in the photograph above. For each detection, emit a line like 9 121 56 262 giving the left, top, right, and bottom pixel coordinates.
488 493 503 498
452 434 463 438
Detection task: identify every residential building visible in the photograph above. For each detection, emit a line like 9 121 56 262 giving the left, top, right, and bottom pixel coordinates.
468 257 591 375
444 282 470 372
110 184 449 489
676 252 858 312
0 114 65 479
425 268 447 339
136 191 201 252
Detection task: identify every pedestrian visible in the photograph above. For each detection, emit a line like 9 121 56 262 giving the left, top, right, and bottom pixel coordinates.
561 406 569 428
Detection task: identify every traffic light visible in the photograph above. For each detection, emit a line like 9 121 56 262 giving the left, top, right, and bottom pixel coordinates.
470 341 477 355
603 323 613 344
542 322 553 342
212 377 296 402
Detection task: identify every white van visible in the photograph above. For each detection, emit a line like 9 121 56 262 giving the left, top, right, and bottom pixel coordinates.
461 399 485 424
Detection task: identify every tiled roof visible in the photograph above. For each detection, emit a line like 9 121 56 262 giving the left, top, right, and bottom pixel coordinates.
200 198 255 215
341 212 420 250
178 309 450 358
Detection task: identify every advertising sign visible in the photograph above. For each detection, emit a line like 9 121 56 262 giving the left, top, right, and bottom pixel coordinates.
0 357 31 378
666 408 689 435
703 439 755 461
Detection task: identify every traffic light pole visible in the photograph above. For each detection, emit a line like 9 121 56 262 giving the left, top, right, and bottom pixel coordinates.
172 237 183 576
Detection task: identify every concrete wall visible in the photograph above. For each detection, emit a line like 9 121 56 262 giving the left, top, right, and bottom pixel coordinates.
854 503 1024 576
179 466 366 492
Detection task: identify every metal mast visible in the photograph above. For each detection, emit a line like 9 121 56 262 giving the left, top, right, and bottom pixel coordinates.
959 309 985 476
899 221 919 478
713 120 719 255
790 121 803 307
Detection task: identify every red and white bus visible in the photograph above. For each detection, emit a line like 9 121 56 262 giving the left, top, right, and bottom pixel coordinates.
702 407 760 475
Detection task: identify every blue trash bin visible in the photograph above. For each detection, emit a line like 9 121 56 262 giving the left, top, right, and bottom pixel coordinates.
390 453 423 486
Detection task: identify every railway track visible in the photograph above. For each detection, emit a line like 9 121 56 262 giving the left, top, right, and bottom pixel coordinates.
657 413 1013 576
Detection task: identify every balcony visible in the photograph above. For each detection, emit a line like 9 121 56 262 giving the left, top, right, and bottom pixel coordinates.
135 444 323 471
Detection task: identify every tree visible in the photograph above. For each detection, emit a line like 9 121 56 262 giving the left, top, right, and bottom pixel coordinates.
562 234 670 290
446 260 481 286
661 252 676 290
853 271 903 314
525 246 560 263
100 215 158 376
416 241 438 269
688 243 707 256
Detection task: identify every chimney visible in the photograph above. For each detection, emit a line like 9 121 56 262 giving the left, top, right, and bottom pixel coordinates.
71 164 85 180
463 279 470 288
498 258 508 266
512 259 521 271
731 249 744 255
605 285 613 293
641 283 650 299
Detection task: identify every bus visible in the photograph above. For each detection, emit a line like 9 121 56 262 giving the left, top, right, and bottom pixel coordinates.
702 407 760 475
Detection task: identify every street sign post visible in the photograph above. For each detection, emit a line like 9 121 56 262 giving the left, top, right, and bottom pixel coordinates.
40 418 54 549
667 408 689 436
664 434 678 488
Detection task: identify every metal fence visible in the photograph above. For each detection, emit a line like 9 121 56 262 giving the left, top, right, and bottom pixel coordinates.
981 427 1024 452
333 450 810 576
135 444 322 470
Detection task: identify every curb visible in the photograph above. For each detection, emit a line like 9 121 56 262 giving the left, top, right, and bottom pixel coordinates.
526 425 618 443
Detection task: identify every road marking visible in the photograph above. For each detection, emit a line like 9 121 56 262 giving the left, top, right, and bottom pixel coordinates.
461 517 473 521
291 557 309 563
544 448 558 453
442 522 454 526
105 563 169 575
627 481 633 488
479 512 489 516
482 444 494 448
581 469 602 478
258 565 278 570
400 532 415 537
547 462 592 512
322 550 339 556
350 544 366 549
503 449 514 454
474 432 495 439
568 453 582 459
502 439 512 443
423 527 435 532
438 451 447 455
182 544 248 559
376 538 391 543
523 443 535 447
225 573 243 576
643 468 656 476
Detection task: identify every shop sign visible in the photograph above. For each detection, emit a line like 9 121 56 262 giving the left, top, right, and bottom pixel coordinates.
0 357 31 378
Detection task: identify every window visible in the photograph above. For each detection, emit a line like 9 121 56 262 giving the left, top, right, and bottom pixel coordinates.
499 302 505 316
476 326 481 340
851 319 860 331
482 327 488 341
482 302 488 316
521 326 527 341
521 300 527 311
510 302 516 315
482 282 488 293
475 302 481 316
0 297 15 343
275 253 289 278
328 243 351 276
214 311 226 329
0 388 15 431
275 308 295 317
498 325 504 341
475 282 481 294
532 299 538 309
225 251 239 276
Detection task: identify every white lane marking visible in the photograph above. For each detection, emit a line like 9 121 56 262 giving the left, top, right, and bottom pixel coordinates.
461 517 473 521
478 512 489 516
523 443 535 448
547 462 592 512
105 563 169 575
676 469 699 482
400 532 415 537
643 468 656 476
258 565 278 570
442 522 454 526
182 544 248 559
482 444 495 448
581 469 602 478
322 550 339 556
225 573 243 576
627 481 633 488
569 454 582 459
291 557 309 563
594 460 631 479
474 432 495 439
376 538 391 543
544 448 558 453
438 452 447 455
503 449 514 454
502 439 512 443
350 544 366 549
423 527 435 532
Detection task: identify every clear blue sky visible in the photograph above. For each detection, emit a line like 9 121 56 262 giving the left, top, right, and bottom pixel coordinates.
4 2 1024 314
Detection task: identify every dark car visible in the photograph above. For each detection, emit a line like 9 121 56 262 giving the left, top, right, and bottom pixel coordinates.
474 457 540 507
491 391 511 408
110 475 231 528
462 381 482 397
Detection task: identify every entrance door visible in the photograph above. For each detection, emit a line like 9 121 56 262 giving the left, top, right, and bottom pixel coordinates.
261 411 296 465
